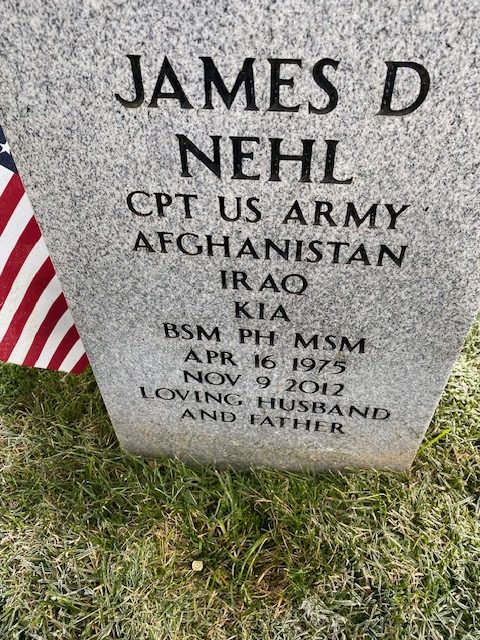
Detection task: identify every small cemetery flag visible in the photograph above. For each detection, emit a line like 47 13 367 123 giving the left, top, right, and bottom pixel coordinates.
0 126 88 373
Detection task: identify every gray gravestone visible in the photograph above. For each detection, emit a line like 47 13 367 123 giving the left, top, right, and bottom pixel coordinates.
1 0 479 470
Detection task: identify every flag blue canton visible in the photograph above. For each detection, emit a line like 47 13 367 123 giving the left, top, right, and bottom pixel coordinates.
0 127 17 173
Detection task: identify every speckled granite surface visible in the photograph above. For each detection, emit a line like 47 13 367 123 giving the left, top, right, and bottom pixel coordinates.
1 0 479 469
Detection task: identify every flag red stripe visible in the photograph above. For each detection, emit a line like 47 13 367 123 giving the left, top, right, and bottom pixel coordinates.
70 352 89 374
22 293 68 366
47 323 81 370
0 216 41 306
0 173 24 234
0 258 55 359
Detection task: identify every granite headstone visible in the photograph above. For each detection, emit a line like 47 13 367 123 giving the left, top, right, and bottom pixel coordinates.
2 0 479 469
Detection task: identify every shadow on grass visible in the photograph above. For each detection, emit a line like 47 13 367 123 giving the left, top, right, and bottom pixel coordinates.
0 318 478 639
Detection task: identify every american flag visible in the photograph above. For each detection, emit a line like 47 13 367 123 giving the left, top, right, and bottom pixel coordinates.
0 126 88 373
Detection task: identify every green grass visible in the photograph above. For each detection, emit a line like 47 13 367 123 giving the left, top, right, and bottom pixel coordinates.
0 319 479 640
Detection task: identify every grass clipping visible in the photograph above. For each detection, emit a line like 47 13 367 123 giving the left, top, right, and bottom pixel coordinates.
0 319 478 640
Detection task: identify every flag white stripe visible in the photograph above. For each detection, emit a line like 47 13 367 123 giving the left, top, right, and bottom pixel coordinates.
0 194 34 275
0 239 49 342
34 309 74 368
58 337 85 372
0 165 13 194
7 275 63 364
